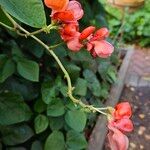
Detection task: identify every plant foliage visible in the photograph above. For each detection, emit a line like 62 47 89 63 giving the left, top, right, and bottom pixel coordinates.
101 0 150 47
0 0 118 149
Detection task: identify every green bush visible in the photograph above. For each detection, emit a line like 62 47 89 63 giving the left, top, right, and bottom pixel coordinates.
0 0 118 149
101 0 150 47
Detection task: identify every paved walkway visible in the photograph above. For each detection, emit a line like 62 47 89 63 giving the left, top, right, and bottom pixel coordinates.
92 46 150 150
125 47 150 87
123 47 150 150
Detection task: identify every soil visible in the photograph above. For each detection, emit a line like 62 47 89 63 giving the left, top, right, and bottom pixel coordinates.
104 86 150 150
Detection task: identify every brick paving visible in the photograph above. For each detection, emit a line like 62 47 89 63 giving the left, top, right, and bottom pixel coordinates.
122 47 150 150
125 47 150 87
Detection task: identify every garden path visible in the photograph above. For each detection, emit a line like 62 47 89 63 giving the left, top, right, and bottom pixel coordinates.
122 47 150 150
125 47 150 87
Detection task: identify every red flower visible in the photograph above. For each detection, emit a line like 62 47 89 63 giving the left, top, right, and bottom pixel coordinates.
79 26 96 40
59 22 83 51
79 27 114 58
45 0 84 51
67 32 83 52
114 102 132 120
66 0 84 21
52 0 84 22
108 124 129 150
112 118 133 133
107 102 133 150
60 23 79 41
45 1 114 55
91 27 109 41
53 11 75 22
44 0 69 11
87 40 114 58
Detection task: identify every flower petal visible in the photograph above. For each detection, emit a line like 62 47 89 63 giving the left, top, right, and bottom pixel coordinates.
79 26 95 40
67 0 84 20
114 102 132 120
67 33 83 51
114 118 134 133
93 40 114 58
86 42 93 51
108 125 129 150
53 11 74 22
92 27 109 41
63 23 78 35
44 0 69 11
60 23 79 41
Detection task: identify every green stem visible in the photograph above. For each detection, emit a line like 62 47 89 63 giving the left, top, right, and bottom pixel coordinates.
16 28 45 37
0 22 15 31
112 7 128 45
49 42 64 49
98 107 109 110
1 10 109 116
16 24 58 37
2 9 57 37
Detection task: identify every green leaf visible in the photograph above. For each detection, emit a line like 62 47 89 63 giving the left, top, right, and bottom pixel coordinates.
66 101 79 111
34 98 47 113
66 64 81 81
65 110 87 132
104 3 122 20
98 61 110 79
107 66 117 83
44 131 65 150
66 130 87 150
41 82 56 104
74 78 87 96
31 141 43 150
49 117 64 130
1 124 34 146
0 0 46 28
0 92 32 125
68 50 91 62
60 85 68 97
100 83 109 99
20 39 44 58
11 41 24 57
0 57 15 83
17 58 39 82
4 78 39 101
34 114 49 134
54 46 67 58
83 69 101 97
0 7 13 27
47 98 65 117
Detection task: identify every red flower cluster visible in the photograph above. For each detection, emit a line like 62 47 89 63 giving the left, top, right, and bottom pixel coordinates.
107 102 133 150
44 0 114 58
79 26 114 58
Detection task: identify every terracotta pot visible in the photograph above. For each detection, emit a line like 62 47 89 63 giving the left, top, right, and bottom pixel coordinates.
108 0 144 7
